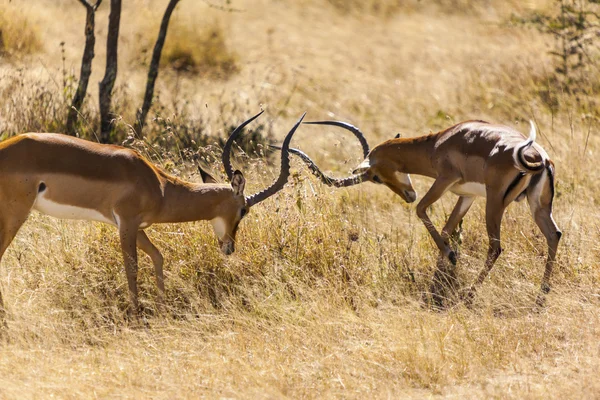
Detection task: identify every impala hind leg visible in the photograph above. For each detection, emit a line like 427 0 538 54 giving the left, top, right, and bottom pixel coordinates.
119 223 141 318
532 209 561 306
429 196 475 308
464 198 506 307
136 230 165 310
528 168 561 306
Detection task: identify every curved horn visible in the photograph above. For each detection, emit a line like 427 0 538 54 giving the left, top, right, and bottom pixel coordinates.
222 110 265 180
303 120 370 158
245 112 306 207
269 145 367 187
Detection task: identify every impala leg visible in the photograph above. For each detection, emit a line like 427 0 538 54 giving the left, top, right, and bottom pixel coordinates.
532 209 561 306
429 196 475 307
464 197 506 307
136 230 165 309
441 196 476 252
528 169 561 307
416 176 460 265
119 224 140 318
0 210 33 325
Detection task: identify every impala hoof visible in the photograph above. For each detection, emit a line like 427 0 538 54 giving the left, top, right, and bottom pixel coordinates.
448 251 457 266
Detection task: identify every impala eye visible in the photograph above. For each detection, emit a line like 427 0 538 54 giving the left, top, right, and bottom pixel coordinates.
372 175 382 184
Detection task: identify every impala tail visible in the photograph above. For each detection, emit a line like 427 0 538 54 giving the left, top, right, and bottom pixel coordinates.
514 120 545 173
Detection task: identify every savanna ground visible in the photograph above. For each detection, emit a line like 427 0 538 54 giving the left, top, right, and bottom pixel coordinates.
0 0 599 398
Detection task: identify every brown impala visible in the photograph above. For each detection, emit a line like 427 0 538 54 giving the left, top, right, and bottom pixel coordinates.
0 110 305 317
273 119 561 306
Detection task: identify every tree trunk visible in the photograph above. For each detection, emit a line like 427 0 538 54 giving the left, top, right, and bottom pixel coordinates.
98 0 122 143
67 0 102 135
134 0 181 137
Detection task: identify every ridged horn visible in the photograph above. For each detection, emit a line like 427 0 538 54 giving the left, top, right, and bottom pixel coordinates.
303 120 370 158
268 145 368 187
245 113 306 207
222 110 265 180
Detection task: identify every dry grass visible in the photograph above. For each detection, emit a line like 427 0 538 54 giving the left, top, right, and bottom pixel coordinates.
0 0 599 398
136 15 238 78
0 3 42 58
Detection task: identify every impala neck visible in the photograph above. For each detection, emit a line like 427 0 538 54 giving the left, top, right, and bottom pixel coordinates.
379 134 439 178
157 177 234 223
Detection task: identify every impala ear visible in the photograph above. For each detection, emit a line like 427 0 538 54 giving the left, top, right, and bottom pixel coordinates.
199 166 218 183
231 170 246 197
395 133 401 139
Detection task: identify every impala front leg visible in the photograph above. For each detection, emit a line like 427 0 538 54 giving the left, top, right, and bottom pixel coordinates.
429 196 475 307
0 190 36 325
0 215 31 325
416 176 461 265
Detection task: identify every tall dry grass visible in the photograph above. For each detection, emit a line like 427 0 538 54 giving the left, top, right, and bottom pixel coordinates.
0 0 599 398
0 4 42 58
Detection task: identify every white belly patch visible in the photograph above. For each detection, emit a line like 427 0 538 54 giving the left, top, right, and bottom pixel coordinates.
450 182 487 197
33 192 115 225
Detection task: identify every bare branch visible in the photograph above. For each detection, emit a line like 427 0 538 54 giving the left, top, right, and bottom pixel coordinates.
98 0 122 143
67 0 100 134
134 0 181 136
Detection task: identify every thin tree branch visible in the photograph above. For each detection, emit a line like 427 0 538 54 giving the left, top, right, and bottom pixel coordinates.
134 0 181 136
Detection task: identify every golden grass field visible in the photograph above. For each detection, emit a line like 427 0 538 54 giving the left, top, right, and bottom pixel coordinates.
0 0 600 398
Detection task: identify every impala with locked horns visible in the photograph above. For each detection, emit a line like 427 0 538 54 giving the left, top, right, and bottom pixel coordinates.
0 110 305 318
273 118 561 307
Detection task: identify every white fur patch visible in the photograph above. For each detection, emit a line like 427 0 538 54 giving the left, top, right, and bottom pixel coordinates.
450 182 487 197
113 212 121 228
394 171 413 186
457 196 475 214
210 217 228 240
33 192 114 225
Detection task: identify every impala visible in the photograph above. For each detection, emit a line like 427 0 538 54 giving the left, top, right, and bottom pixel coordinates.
274 119 561 306
0 110 305 317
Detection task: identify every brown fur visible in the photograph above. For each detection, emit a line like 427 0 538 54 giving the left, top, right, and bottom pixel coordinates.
0 133 249 316
355 120 561 307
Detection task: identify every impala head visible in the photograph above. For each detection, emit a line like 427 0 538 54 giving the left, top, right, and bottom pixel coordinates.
199 167 248 255
352 143 417 203
275 121 417 203
204 110 306 255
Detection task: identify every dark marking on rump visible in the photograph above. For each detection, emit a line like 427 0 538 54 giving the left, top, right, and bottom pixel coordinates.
503 172 525 203
38 182 47 193
547 163 555 207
